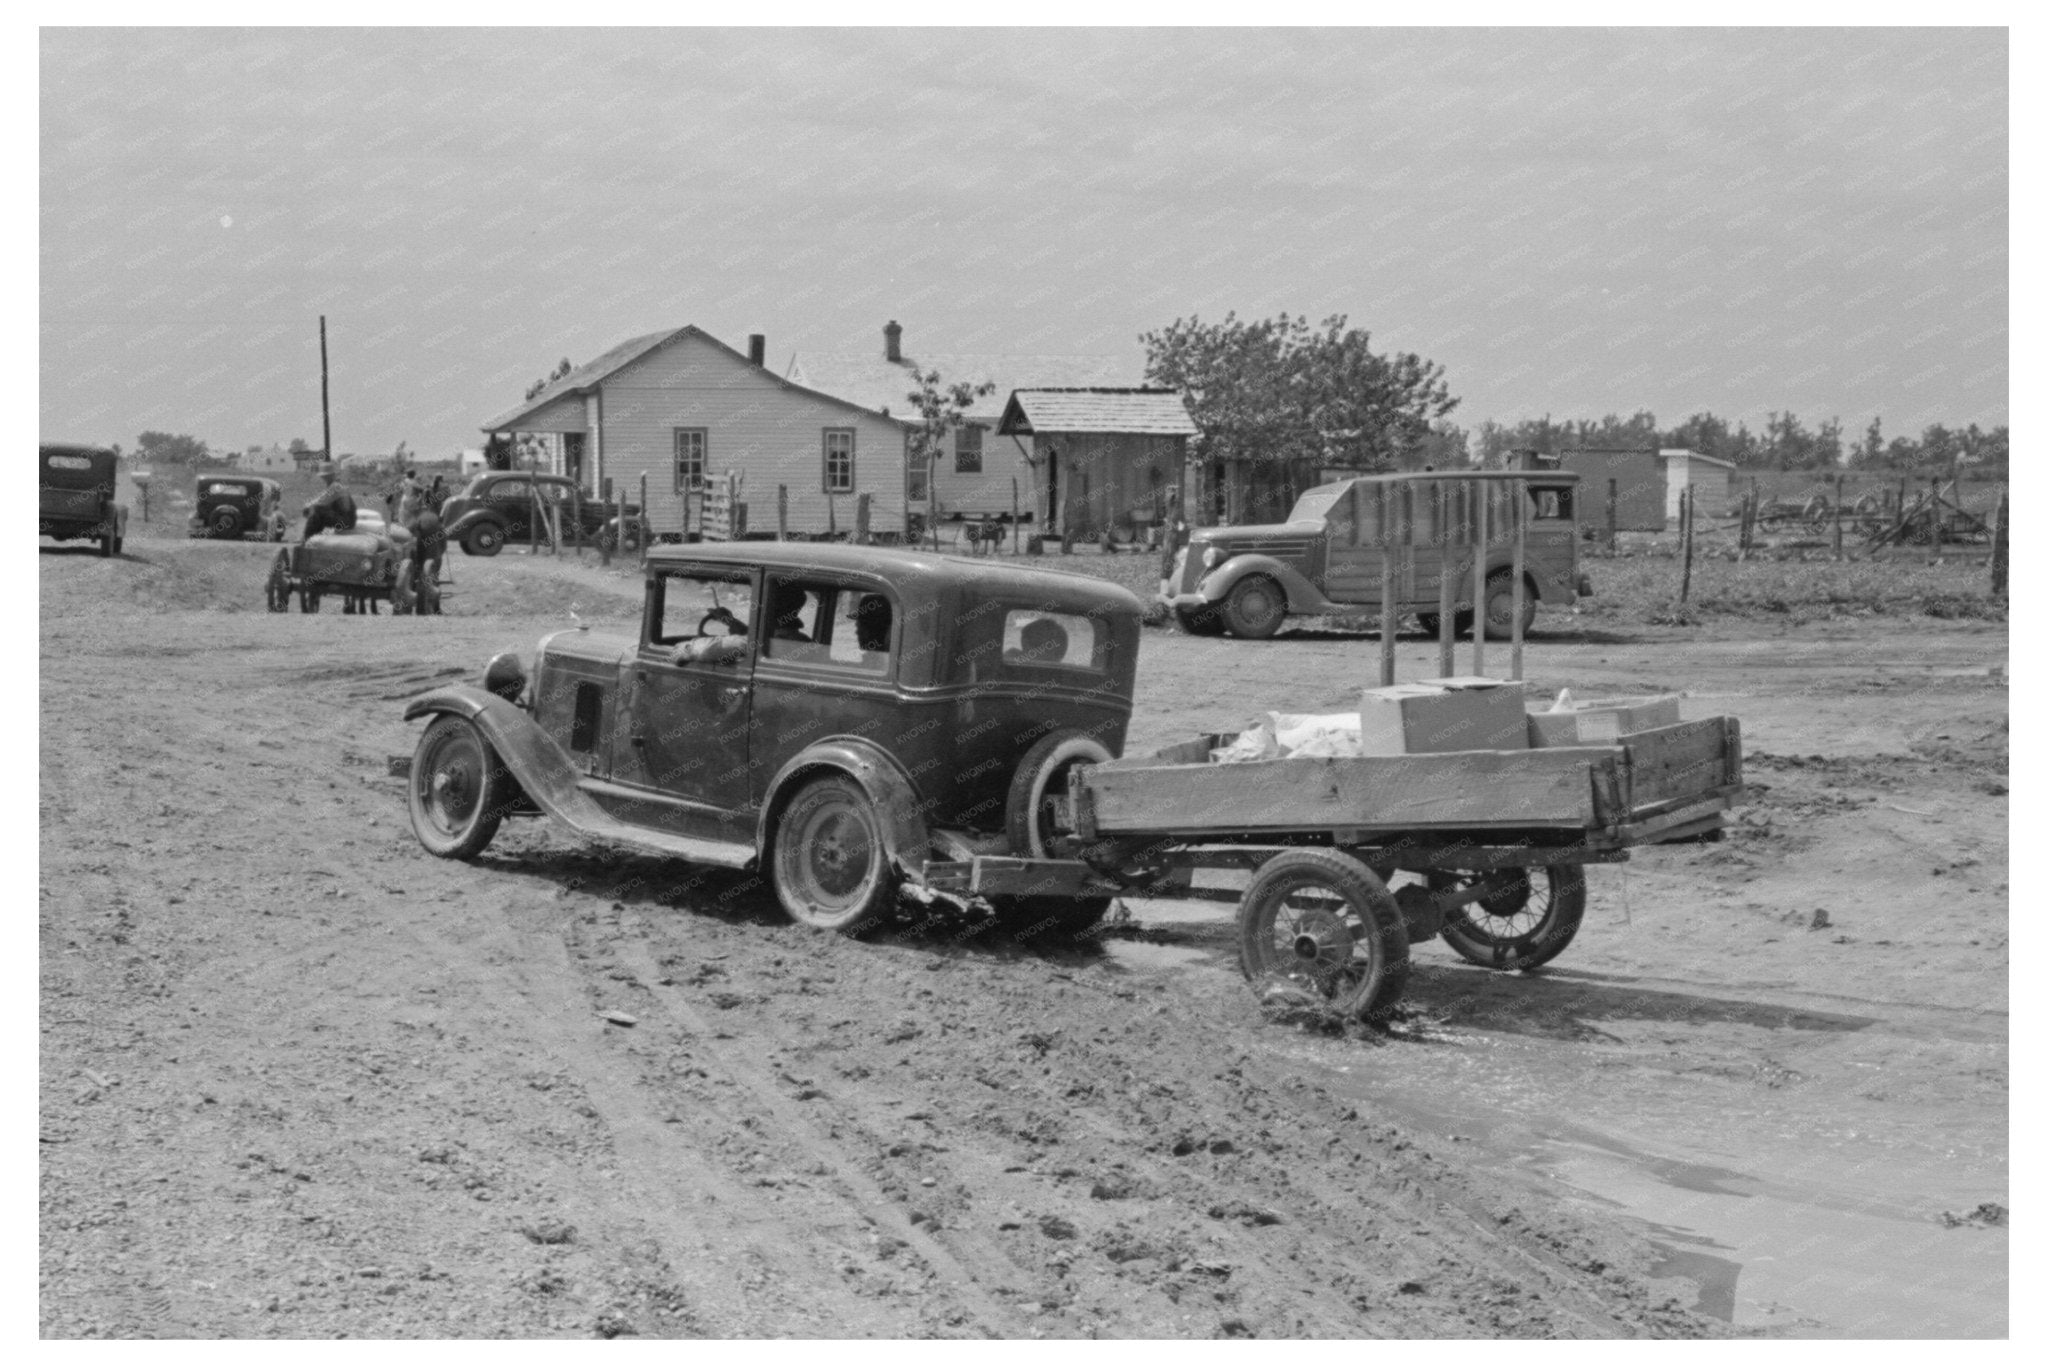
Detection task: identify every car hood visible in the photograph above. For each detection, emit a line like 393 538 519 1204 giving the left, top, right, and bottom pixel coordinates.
1190 521 1323 546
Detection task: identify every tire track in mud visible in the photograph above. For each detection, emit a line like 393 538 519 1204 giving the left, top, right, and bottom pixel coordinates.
402 906 1028 1337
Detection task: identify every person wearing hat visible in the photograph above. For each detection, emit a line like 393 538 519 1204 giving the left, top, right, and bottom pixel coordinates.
302 462 358 540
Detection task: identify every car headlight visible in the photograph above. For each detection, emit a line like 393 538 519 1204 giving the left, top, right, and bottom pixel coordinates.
483 652 527 702
1201 546 1224 569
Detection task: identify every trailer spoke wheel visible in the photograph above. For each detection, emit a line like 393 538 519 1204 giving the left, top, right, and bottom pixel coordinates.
1237 849 1409 1021
1427 864 1586 971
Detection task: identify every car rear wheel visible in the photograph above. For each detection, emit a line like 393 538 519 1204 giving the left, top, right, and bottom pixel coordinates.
772 775 895 933
409 715 508 859
1220 574 1286 639
210 507 243 539
463 523 505 557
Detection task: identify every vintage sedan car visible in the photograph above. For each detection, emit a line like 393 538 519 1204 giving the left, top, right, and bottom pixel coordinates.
39 443 127 556
189 474 286 541
265 510 437 615
402 543 1143 934
440 472 643 557
1161 469 1594 640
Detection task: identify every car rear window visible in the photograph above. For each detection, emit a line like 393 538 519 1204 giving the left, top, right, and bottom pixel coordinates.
999 610 1101 672
46 454 92 471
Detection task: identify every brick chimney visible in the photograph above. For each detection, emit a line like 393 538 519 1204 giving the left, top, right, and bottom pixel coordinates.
884 320 902 363
747 333 766 366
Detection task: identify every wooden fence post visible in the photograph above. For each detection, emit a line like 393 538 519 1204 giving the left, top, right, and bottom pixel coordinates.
1012 478 1021 557
1843 471 1859 557
827 491 838 541
777 485 789 541
1471 479 1489 678
1895 478 1908 541
638 474 648 564
1679 487 1696 603
529 482 541 555
855 494 871 546
1436 482 1456 679
1510 479 1527 682
598 477 613 567
572 484 583 557
1378 484 1398 688
1605 478 1619 553
1991 488 2009 597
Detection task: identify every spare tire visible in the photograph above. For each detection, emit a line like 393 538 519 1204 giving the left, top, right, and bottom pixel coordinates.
210 506 243 539
1005 728 1116 860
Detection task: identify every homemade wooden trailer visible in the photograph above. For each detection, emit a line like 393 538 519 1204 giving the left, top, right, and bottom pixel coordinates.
923 715 1743 1021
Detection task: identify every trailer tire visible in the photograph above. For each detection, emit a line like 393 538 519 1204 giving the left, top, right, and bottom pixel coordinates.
1005 729 1116 860
1427 864 1586 971
1237 849 1410 1021
1481 569 1536 640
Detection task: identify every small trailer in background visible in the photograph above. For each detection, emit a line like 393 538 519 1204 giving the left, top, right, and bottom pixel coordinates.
924 715 1743 1021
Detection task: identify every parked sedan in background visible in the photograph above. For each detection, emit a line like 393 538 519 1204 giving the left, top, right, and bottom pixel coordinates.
189 475 286 541
439 472 643 557
39 443 127 557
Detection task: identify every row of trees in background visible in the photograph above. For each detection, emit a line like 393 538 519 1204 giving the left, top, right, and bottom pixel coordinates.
1466 411 2008 475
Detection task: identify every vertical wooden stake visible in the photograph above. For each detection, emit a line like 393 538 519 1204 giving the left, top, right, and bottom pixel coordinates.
855 493 871 546
319 315 331 463
1471 480 1489 678
827 491 838 541
778 485 789 541
638 473 649 563
1895 477 1908 540
572 483 583 557
1679 487 1696 603
1832 473 1845 560
1012 477 1021 556
1991 488 2009 597
1376 483 1396 688
1436 483 1455 680
1510 480 1527 682
1606 477 1618 553
529 481 541 555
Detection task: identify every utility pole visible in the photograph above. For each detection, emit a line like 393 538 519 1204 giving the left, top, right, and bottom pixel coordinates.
319 316 332 461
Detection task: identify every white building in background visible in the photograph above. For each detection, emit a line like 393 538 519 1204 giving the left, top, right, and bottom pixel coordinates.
458 448 487 475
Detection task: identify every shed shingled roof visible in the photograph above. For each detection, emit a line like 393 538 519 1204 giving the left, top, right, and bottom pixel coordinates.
786 351 1138 423
997 388 1199 437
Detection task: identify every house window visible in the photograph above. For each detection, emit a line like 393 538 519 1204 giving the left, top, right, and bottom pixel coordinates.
904 431 929 502
955 423 983 474
823 429 855 493
674 429 706 493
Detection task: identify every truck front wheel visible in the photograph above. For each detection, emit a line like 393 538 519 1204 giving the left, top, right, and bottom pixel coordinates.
1220 575 1286 640
1481 570 1537 640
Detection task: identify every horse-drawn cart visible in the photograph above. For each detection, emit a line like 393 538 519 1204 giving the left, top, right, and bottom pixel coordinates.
923 716 1744 1020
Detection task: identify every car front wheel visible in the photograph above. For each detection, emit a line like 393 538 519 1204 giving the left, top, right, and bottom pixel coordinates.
409 715 509 859
771 775 895 933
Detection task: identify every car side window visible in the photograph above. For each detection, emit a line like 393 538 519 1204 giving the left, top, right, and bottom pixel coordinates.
760 581 892 673
1530 487 1573 520
1001 610 1099 671
494 479 531 504
649 572 756 649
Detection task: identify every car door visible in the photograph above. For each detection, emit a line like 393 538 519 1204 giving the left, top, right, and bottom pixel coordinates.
1320 483 1386 606
612 566 759 834
489 478 532 539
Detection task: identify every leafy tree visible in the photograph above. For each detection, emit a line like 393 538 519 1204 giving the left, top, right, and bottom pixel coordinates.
135 431 210 465
905 367 996 492
523 357 576 402
1141 312 1456 472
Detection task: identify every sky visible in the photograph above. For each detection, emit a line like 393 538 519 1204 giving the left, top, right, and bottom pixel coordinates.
40 26 2008 459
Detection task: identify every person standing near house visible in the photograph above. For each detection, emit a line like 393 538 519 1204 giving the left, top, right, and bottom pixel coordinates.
396 468 424 526
426 475 448 517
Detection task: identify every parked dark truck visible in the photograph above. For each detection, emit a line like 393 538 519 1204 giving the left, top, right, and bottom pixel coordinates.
439 472 644 557
1161 470 1593 640
402 544 1143 935
39 444 128 557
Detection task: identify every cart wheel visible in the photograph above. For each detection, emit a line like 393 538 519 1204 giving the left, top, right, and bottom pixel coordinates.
265 556 291 612
409 715 508 859
1006 729 1115 860
1237 849 1410 1021
1426 864 1586 971
771 775 895 933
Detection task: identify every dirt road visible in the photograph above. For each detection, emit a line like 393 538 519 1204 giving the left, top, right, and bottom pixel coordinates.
39 539 2006 1337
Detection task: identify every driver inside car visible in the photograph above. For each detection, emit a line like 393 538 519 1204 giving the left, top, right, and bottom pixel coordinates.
669 591 751 666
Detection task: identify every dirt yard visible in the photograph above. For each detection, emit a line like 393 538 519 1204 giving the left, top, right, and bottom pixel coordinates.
39 535 2007 1338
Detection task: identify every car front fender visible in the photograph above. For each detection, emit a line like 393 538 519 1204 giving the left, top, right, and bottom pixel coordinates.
757 738 931 881
1195 554 1340 615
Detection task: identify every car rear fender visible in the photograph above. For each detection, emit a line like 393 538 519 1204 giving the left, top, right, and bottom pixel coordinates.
757 738 931 884
443 510 505 541
1197 554 1340 615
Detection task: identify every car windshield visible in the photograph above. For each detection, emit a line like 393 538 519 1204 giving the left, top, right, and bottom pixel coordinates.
1286 486 1346 522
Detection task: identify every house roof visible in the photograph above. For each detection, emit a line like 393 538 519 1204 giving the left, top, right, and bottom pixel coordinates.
483 326 913 433
997 388 1199 438
786 349 1139 424
1658 448 1740 469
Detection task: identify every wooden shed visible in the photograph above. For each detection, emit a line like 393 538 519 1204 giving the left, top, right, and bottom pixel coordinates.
995 388 1199 542
1660 448 1736 521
